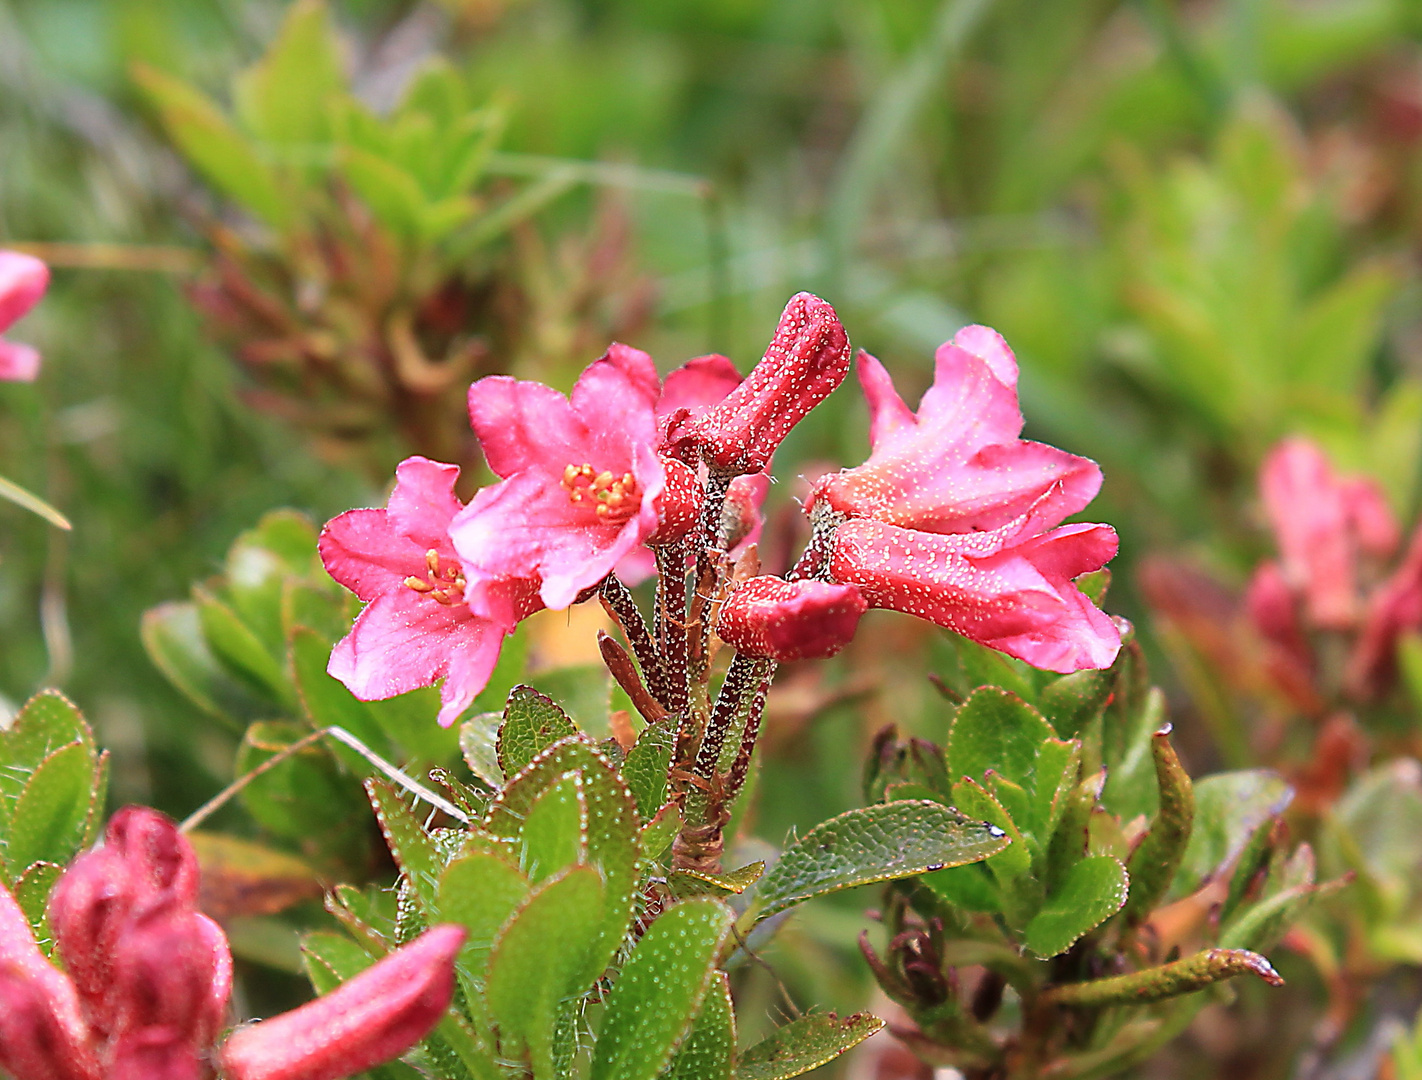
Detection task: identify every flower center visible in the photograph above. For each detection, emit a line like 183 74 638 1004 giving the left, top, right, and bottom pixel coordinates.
561 463 640 524
404 549 466 606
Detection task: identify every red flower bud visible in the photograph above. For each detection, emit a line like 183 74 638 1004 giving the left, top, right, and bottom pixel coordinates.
0 965 99 1080
105 806 201 907
219 924 466 1080
717 576 866 660
689 293 850 476
647 456 701 546
108 908 232 1047
108 1030 202 1080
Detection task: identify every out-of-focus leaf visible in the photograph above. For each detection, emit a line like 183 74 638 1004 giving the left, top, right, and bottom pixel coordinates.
188 832 323 920
486 866 605 1079
735 1012 887 1080
302 929 375 993
194 587 294 708
1173 771 1291 897
1024 855 1129 958
754 800 1009 920
664 972 735 1080
0 474 70 530
141 602 256 727
289 627 391 756
231 0 343 146
1122 728 1193 925
497 686 578 779
589 898 732 1080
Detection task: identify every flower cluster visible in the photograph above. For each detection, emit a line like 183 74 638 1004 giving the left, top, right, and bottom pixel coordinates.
0 250 49 382
0 806 463 1080
320 293 1120 723
1245 436 1422 700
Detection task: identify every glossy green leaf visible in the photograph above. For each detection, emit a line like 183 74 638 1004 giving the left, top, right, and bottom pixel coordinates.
486 866 605 1079
194 587 294 708
622 716 676 821
641 803 681 863
438 851 530 975
589 898 732 1080
754 800 1009 919
520 772 587 883
1024 855 1129 958
668 861 764 899
1173 771 1292 898
6 742 101 876
497 686 578 778
736 1012 887 1080
947 687 1055 800
664 972 735 1080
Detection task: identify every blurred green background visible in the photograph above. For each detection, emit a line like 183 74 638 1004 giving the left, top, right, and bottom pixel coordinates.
8 0 1422 1071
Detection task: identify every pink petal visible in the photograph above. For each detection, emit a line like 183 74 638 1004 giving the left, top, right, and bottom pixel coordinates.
572 343 661 418
319 509 427 602
467 376 586 479
0 252 49 333
219 925 465 1080
1341 477 1400 559
614 547 657 586
0 964 100 1080
0 339 41 382
1260 438 1358 628
856 352 916 447
385 457 463 548
108 1031 202 1080
657 354 742 419
327 589 510 726
946 324 1018 388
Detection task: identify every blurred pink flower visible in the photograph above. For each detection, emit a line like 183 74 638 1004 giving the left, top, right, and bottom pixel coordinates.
1347 528 1422 699
1258 437 1399 630
452 344 667 615
811 326 1119 672
0 251 50 382
717 576 866 661
320 456 540 727
683 292 851 476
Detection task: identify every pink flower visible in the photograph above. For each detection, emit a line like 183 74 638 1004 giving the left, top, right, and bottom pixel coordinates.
1347 527 1422 699
452 344 668 615
0 251 49 382
830 517 1120 672
320 456 541 728
808 328 1101 535
1259 437 1399 630
684 292 851 476
806 326 1119 672
219 924 465 1080
717 577 866 660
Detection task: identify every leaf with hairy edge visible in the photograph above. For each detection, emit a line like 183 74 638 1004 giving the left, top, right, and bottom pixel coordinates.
621 717 676 821
6 742 101 877
1039 669 1113 740
438 853 530 975
1122 727 1193 925
641 803 681 863
947 687 1055 799
498 686 578 778
14 862 61 949
668 861 764 899
460 712 503 788
486 867 605 1080
1047 948 1284 1008
736 1012 887 1080
1173 771 1292 898
485 737 639 987
589 898 732 1080
519 772 587 883
0 691 96 813
302 930 376 992
366 780 444 909
754 801 1008 921
664 973 735 1080
1024 856 1129 958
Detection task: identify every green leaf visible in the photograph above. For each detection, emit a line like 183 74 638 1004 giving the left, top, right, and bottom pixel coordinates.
736 1012 887 1080
1047 948 1284 1008
668 861 764 899
289 627 390 754
232 0 343 146
14 861 62 947
1024 855 1129 958
236 722 367 863
366 779 444 909
6 743 101 877
948 634 1038 702
498 686 578 779
1174 771 1291 897
754 800 1009 920
486 866 605 1079
225 510 320 655
302 929 376 992
947 687 1055 803
1039 670 1114 740
438 851 530 975
622 716 676 821
194 587 294 709
641 803 681 863
141 602 256 727
664 972 735 1080
589 898 733 1080
339 148 429 242
0 691 95 819
131 64 289 227
520 772 587 883
460 712 502 788
1122 727 1193 925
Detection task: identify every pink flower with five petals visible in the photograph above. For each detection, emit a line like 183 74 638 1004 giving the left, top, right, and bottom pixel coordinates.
320 456 540 727
811 326 1120 672
0 251 50 382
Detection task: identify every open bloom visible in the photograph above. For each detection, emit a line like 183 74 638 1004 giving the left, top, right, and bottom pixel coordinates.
320 456 541 727
451 344 670 617
811 327 1120 672
1255 436 1399 630
0 251 50 382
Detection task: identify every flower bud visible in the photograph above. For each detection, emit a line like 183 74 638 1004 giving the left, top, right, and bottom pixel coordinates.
108 1030 202 1080
689 293 850 476
0 964 100 1080
717 576 866 661
219 924 466 1080
719 475 767 552
105 806 201 907
108 908 232 1047
646 456 700 546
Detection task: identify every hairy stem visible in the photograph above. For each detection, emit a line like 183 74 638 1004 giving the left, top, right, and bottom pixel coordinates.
599 574 667 705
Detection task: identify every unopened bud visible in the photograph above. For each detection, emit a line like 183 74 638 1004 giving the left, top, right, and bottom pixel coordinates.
219 924 466 1080
0 964 100 1080
108 908 232 1047
105 806 201 906
717 576 866 661
689 293 849 476
647 457 700 546
108 1030 202 1080
719 475 766 552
